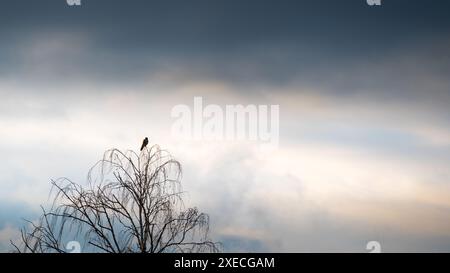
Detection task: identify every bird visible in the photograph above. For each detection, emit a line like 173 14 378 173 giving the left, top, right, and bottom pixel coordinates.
140 137 149 151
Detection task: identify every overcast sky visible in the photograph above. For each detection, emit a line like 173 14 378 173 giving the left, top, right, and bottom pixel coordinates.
1 0 450 252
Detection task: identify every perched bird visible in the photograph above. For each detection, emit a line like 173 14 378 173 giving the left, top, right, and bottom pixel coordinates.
140 137 149 151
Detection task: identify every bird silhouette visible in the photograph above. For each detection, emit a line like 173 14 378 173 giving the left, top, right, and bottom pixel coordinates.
140 137 149 151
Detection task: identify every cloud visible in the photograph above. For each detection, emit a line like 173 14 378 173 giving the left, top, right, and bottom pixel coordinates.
1 0 450 252
219 235 268 253
2 73 450 251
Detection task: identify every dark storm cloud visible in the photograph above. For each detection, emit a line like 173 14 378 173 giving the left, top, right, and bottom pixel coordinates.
2 0 450 50
1 0 450 87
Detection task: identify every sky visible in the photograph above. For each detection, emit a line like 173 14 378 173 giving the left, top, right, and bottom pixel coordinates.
1 0 450 252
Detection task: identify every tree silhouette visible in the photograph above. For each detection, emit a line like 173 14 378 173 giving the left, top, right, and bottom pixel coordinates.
12 145 219 253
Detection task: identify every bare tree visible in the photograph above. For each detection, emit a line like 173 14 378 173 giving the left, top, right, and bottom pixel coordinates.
12 145 220 253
